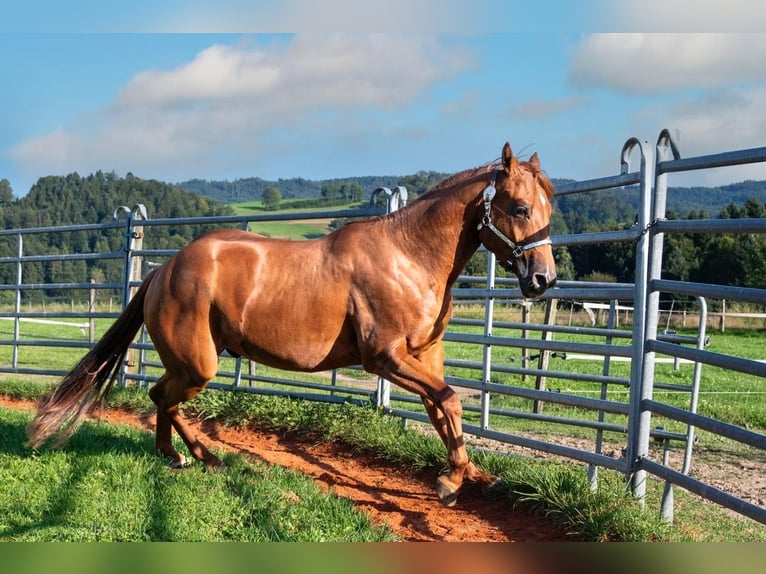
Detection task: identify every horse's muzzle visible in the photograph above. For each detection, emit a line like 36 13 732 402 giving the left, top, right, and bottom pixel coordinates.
522 272 556 298
499 258 556 299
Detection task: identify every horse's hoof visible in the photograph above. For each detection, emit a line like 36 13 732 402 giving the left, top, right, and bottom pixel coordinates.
168 454 190 469
482 477 505 497
436 474 459 507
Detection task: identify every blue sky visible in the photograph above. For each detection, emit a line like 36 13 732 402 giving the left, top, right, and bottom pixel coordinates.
1 2 765 196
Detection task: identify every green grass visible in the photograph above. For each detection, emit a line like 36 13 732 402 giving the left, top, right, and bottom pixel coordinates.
438 310 766 439
0 405 394 542
185 388 766 542
227 200 358 239
2 311 763 450
247 220 331 240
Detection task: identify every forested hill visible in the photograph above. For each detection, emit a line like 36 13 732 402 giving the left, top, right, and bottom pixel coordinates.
663 180 766 216
4 171 765 232
1 171 233 229
179 174 766 222
0 171 237 296
177 174 417 203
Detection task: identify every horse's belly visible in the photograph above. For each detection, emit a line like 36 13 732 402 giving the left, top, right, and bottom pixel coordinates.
224 306 359 372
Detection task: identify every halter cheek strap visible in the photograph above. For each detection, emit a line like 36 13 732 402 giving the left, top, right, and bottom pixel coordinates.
476 169 553 260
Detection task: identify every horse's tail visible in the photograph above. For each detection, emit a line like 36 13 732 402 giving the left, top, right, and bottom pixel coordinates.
26 268 160 449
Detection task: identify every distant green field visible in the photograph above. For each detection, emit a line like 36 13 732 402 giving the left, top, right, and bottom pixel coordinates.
247 220 330 240
228 200 358 239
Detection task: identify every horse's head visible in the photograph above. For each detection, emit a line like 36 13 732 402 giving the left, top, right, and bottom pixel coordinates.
477 142 557 298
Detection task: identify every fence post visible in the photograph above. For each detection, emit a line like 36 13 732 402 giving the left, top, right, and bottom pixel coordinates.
114 204 148 387
588 299 618 491
480 249 496 429
370 187 408 408
89 279 96 343
622 136 655 506
520 301 531 382
533 298 557 413
12 233 23 369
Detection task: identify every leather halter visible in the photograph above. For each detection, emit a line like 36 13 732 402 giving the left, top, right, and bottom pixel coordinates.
476 169 552 260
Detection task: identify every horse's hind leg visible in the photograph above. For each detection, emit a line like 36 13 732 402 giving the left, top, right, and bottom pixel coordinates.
149 375 223 471
150 377 185 467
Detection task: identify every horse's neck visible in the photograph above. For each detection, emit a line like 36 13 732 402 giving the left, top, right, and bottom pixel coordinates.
390 181 483 285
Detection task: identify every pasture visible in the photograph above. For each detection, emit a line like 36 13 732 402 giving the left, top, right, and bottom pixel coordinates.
228 200 350 239
4 303 764 437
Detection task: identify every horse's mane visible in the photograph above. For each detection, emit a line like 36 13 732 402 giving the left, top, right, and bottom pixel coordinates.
428 156 556 199
427 162 499 194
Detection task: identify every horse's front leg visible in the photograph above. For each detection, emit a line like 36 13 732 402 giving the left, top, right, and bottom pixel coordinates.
421 393 498 493
430 386 470 506
372 343 494 506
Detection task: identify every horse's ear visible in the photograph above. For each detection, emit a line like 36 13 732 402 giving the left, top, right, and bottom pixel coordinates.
502 142 518 173
529 152 540 170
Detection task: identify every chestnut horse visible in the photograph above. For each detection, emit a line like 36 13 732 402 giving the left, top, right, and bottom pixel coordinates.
27 142 557 506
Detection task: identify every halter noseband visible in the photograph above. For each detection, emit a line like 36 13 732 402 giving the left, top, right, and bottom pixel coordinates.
476 169 552 260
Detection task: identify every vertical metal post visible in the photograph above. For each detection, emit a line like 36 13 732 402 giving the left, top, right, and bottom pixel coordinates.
533 298 557 414
660 437 674 522
372 186 408 408
682 296 707 475
233 357 243 387
114 204 148 387
639 132 677 513
588 298 617 491
480 249 496 429
12 233 23 369
89 279 96 343
623 137 655 504
520 302 530 381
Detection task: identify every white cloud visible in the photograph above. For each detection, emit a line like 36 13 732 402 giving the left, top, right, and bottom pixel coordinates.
146 1 576 34
567 33 766 185
569 34 766 94
11 35 475 181
635 86 766 185
599 0 765 32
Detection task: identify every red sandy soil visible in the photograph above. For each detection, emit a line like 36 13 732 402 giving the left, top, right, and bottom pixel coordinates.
1 395 574 542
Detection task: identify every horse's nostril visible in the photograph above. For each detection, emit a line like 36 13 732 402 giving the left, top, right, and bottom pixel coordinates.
527 272 556 296
533 273 549 290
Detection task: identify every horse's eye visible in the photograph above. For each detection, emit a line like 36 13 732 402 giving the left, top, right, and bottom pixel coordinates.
513 205 529 218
